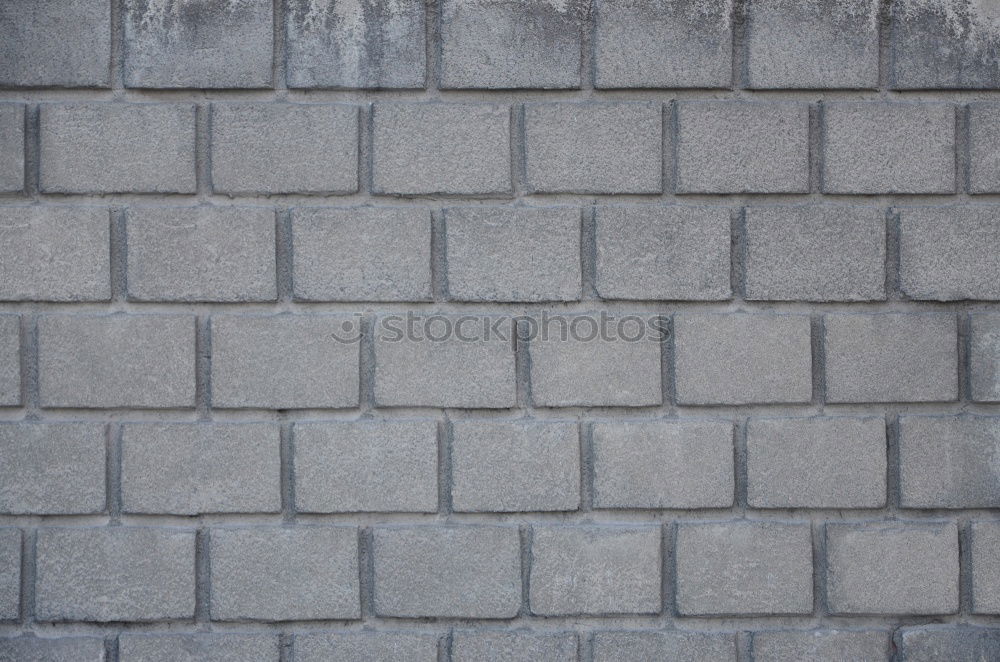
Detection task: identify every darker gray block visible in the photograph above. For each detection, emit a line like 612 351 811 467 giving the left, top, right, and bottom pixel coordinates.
295 632 440 662
969 103 1000 192
592 631 737 662
0 529 19 620
972 521 1000 614
896 626 1000 662
751 630 891 662
0 637 106 662
0 104 24 192
0 316 19 407
452 631 578 662
971 313 1000 402
118 634 280 662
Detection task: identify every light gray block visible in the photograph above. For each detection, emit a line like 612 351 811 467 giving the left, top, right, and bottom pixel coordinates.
822 103 956 194
899 415 1000 508
373 314 516 408
826 522 959 614
751 629 890 662
121 423 281 515
0 423 106 515
440 0 583 89
592 631 737 662
595 205 731 301
529 525 661 615
746 0 879 89
210 526 359 621
972 520 1000 614
594 0 732 88
675 101 809 193
451 420 580 512
970 103 1000 193
972 314 1000 402
0 104 24 192
294 420 438 513
126 206 276 302
745 205 885 301
123 0 272 88
38 314 195 409
0 0 110 87
286 0 426 89
292 207 432 302
295 632 440 662
373 526 521 618
39 103 196 193
824 313 958 403
0 206 110 301
211 315 360 409
899 206 1000 300
746 417 887 509
592 420 734 509
674 313 812 405
445 206 581 302
524 102 662 193
0 529 19 620
211 103 358 194
675 521 813 615
372 103 511 195
0 637 105 662
452 631 578 662
0 316 19 406
529 314 662 406
896 626 1000 662
119 634 280 662
35 527 195 622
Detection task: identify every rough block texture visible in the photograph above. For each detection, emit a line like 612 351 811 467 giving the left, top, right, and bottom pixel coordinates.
896 626 1000 662
592 630 736 662
971 520 1000 614
0 637 105 662
0 104 24 192
750 629 891 662
451 631 577 662
118 633 280 662
971 313 1000 402
0 529 20 620
295 631 440 662
0 316 18 406
970 103 1000 193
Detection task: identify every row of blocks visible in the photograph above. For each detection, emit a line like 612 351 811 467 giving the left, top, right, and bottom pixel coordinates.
3 204 999 303
4 0 998 91
1 519 997 621
2 416 998 515
7 101 1000 195
0 311 996 408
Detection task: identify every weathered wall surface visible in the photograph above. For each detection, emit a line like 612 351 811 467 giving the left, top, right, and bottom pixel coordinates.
1 0 1000 659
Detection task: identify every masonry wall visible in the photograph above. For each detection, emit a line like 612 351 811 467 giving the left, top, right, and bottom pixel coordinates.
1 0 1000 660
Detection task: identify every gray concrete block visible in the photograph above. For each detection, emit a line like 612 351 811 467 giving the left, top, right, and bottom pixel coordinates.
896 626 1000 662
972 314 1000 402
899 415 1000 508
826 521 958 614
751 629 891 662
969 103 1000 192
211 103 358 194
451 420 580 512
745 205 886 301
971 520 1000 614
0 0 110 87
0 529 19 620
373 314 516 408
292 207 432 302
746 417 887 509
676 521 813 615
295 631 440 662
529 525 661 615
0 637 105 662
118 634 280 662
0 206 110 302
746 0 879 89
592 631 737 662
524 102 662 193
452 631 577 662
890 0 1000 89
0 423 106 515
824 313 958 403
210 526 359 621
822 103 956 194
294 420 438 513
592 420 734 509
39 103 196 193
0 104 24 192
38 314 195 409
373 526 521 618
126 206 276 302
445 206 581 302
286 0 425 89
594 0 732 89
595 205 731 301
899 206 1000 301
440 0 583 89
0 316 19 407
674 313 812 405
211 315 359 409
121 423 281 515
675 101 809 193
123 0 272 88
372 103 511 195
528 314 662 406
35 527 195 622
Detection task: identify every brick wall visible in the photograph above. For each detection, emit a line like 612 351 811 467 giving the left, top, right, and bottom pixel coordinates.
1 0 1000 660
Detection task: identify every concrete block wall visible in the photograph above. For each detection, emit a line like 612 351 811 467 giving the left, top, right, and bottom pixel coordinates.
1 0 999 660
